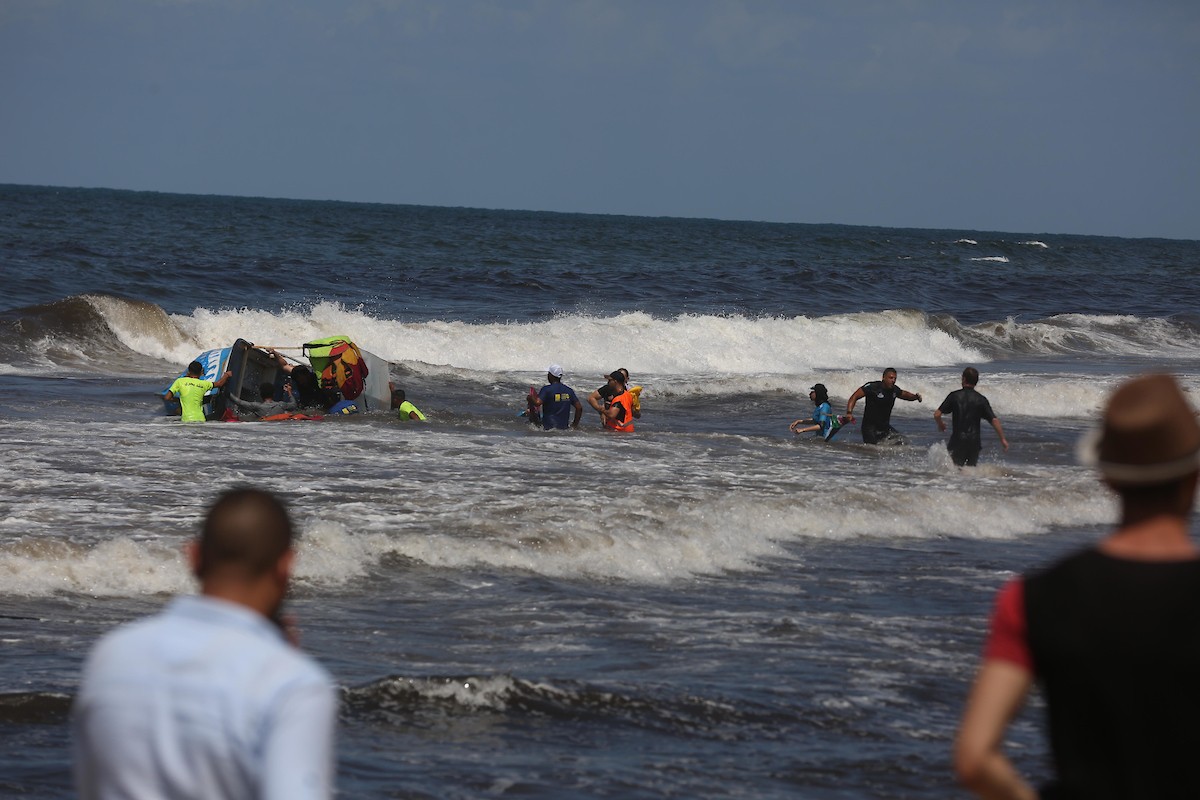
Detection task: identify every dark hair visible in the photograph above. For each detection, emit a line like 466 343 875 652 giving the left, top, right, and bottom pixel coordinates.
962 367 980 386
883 367 898 377
392 388 406 403
196 488 293 580
810 384 829 405
291 365 316 387
187 360 204 376
259 382 276 401
289 366 332 409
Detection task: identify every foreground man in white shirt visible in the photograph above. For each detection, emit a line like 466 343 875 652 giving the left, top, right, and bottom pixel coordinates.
72 488 337 800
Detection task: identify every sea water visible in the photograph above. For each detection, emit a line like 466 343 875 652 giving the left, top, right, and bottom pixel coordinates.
2 184 1199 797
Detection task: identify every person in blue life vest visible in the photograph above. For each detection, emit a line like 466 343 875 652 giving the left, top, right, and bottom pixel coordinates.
390 388 426 421
164 360 233 422
845 367 922 444
955 373 1200 798
790 383 841 439
529 365 582 430
934 366 1009 466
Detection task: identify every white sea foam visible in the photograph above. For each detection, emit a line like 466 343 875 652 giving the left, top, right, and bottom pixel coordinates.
0 448 1114 596
0 536 191 597
965 314 1200 359
970 256 1010 263
15 297 1189 385
156 305 985 376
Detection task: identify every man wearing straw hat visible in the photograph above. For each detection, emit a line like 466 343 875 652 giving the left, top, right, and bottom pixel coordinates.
954 373 1200 798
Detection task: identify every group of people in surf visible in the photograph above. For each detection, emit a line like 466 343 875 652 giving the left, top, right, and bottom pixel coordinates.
226 348 370 420
170 346 998 461
108 369 1200 798
525 365 641 432
791 366 1009 467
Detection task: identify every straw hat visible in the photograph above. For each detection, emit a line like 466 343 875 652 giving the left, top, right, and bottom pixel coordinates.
1079 373 1200 485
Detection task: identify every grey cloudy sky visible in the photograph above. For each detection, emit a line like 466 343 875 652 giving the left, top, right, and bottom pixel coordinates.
2 0 1198 239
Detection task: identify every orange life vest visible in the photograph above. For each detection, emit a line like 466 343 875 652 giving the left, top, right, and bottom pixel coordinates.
318 341 368 401
604 389 635 432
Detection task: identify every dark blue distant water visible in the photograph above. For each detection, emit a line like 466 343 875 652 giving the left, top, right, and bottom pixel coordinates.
2 184 1198 798
5 184 1199 325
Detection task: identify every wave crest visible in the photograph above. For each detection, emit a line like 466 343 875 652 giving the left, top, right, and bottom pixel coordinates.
5 295 1199 380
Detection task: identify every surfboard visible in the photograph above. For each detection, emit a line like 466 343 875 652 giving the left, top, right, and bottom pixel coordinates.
824 415 856 442
522 386 542 426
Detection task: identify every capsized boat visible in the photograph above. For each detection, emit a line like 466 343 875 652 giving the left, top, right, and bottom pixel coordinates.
162 336 392 420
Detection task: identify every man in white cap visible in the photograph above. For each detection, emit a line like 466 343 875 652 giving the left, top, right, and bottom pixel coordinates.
955 373 1200 798
529 364 582 430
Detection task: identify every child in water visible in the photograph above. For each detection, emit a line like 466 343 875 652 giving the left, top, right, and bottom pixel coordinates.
790 383 843 440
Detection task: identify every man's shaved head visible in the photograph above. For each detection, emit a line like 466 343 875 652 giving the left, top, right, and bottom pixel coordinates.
196 488 294 580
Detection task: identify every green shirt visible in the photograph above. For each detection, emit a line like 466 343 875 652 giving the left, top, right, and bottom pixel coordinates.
397 400 426 421
168 376 215 422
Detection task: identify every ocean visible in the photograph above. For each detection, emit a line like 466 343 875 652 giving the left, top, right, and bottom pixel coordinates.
2 184 1199 798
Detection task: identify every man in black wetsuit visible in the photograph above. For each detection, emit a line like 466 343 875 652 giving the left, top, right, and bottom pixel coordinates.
845 367 922 444
934 367 1009 466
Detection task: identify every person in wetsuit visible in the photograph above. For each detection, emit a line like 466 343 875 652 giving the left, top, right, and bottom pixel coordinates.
845 367 922 444
934 367 1009 466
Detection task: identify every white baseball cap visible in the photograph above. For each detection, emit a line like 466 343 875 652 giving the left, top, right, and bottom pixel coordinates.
547 364 564 378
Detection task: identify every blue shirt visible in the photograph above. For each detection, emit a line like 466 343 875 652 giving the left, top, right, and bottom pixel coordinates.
537 382 580 429
72 594 337 800
812 401 836 438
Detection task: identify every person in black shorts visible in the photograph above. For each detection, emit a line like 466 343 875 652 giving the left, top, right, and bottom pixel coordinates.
846 367 922 444
933 367 1009 466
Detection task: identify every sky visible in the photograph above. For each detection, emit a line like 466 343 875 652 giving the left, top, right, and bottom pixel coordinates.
2 0 1198 239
